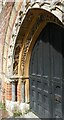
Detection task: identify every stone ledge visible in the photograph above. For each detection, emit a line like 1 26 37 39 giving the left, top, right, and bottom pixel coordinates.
6 100 30 117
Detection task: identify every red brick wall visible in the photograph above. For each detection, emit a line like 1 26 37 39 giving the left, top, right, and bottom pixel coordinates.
5 82 12 101
1 81 12 104
17 82 21 103
4 81 22 102
0 2 13 74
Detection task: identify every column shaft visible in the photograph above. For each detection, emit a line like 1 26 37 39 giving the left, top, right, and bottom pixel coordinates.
12 82 15 102
21 82 25 103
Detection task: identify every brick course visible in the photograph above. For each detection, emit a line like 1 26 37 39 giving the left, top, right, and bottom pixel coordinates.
17 82 21 103
5 82 12 101
0 2 13 74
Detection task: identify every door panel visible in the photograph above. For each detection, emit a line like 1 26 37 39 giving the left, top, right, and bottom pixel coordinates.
29 23 64 118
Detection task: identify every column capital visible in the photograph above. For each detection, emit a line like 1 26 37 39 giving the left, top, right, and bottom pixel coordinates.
9 75 29 82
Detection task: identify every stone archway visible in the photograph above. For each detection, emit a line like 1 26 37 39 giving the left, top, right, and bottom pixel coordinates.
18 8 63 104
5 1 64 105
1 0 63 113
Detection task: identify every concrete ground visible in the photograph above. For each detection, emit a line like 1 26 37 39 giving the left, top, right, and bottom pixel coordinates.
7 111 40 119
0 109 9 120
20 112 39 118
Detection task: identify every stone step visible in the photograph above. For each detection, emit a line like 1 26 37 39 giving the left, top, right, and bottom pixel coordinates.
20 112 39 118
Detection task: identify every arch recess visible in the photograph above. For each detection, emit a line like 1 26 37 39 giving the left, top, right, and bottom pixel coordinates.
5 0 64 79
18 8 63 77
3 0 63 103
17 8 63 102
1 0 64 108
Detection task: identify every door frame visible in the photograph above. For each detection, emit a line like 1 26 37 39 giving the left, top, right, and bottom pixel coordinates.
18 8 63 103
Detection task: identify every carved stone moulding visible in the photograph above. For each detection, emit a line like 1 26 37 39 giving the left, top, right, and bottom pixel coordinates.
7 3 64 77
19 8 63 76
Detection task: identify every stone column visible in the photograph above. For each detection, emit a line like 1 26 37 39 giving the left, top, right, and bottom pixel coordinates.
21 81 25 103
12 81 15 102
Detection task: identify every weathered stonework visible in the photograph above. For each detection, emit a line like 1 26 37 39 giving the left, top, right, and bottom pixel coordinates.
0 0 63 114
20 9 63 76
0 2 13 75
6 0 64 79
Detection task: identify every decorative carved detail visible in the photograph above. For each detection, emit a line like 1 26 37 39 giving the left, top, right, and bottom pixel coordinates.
21 12 63 75
51 0 61 5
13 43 22 75
7 0 64 76
62 13 64 23
7 8 24 76
13 62 18 75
